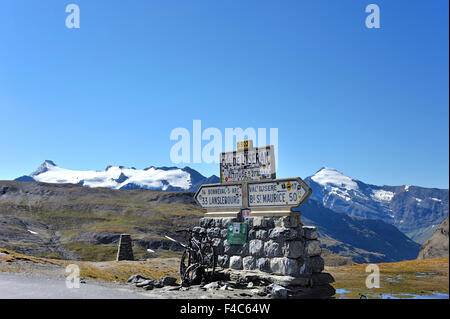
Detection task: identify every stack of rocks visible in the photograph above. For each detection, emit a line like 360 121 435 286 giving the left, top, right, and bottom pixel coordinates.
116 234 134 261
195 213 335 298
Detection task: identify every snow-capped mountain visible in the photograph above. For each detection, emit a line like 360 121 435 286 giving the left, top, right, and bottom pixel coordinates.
14 162 448 244
15 160 219 192
305 167 449 244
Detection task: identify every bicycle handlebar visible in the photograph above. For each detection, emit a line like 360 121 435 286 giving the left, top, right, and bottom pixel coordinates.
173 228 212 242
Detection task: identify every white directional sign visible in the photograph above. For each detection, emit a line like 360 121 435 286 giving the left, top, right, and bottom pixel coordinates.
220 145 276 183
247 178 311 208
197 140 313 217
195 184 243 209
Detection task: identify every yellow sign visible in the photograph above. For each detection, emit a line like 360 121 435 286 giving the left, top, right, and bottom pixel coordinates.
237 140 253 150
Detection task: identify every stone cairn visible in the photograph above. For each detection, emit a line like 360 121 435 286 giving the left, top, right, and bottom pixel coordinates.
194 213 335 298
116 234 134 261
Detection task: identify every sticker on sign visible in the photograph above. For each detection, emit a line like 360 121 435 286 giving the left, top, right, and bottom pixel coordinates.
247 178 311 208
195 184 243 209
241 208 251 221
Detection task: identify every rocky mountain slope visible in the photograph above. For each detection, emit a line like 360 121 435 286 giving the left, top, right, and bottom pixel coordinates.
296 201 421 263
0 180 203 260
15 160 219 192
417 217 449 259
16 162 448 245
304 168 449 244
1 181 420 263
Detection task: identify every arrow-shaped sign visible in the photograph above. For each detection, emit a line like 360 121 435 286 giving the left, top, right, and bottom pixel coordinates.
247 177 312 208
195 177 311 210
194 184 243 209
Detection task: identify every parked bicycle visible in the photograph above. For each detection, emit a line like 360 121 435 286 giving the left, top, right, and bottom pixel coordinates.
165 228 217 286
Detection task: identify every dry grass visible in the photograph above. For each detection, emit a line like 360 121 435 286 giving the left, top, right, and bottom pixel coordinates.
0 248 179 283
327 256 449 299
2 247 448 298
0 248 64 266
73 259 179 283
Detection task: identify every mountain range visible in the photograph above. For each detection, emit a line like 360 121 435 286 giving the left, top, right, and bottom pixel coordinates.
0 180 420 263
15 160 219 192
16 162 448 242
9 161 449 261
304 167 449 244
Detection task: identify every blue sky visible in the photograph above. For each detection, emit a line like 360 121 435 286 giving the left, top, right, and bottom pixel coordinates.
0 0 448 188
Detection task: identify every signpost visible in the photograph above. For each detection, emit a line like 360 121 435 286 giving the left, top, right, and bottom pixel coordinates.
194 140 312 218
195 184 242 209
220 144 276 183
247 178 311 208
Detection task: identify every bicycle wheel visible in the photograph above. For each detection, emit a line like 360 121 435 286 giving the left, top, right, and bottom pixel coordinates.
202 244 217 281
182 263 204 285
180 249 191 281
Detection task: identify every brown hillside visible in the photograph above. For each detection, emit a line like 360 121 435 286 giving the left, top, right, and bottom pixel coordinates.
417 217 449 259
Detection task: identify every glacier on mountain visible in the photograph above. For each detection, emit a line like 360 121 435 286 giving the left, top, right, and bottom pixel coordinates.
20 160 217 192
305 167 449 244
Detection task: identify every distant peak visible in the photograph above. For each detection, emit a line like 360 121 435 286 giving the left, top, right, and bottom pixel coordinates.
155 166 180 171
314 167 341 175
30 160 57 176
311 167 358 191
105 165 128 171
43 160 56 166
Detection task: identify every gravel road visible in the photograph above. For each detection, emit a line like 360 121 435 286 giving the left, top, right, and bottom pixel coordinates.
0 272 256 299
0 272 158 299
